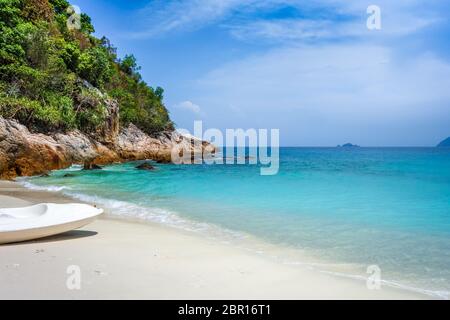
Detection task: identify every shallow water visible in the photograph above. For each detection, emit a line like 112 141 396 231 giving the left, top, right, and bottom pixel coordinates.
24 147 450 298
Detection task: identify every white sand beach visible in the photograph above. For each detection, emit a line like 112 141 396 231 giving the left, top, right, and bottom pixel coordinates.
0 180 428 300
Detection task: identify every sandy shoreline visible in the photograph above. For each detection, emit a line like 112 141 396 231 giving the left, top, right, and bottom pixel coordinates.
0 180 428 299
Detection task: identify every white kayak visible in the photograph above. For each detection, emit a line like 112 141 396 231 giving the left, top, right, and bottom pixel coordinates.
0 203 103 244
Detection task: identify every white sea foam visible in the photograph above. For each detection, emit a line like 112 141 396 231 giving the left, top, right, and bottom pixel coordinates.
18 180 71 192
30 186 248 244
65 191 252 245
317 269 450 300
19 179 248 243
64 164 83 171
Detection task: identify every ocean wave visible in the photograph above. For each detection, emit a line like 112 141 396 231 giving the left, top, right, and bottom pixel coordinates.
18 180 71 192
18 179 248 242
317 269 449 300
64 164 83 171
60 190 250 243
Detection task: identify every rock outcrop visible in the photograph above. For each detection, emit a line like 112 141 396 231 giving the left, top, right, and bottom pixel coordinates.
337 143 360 148
437 137 450 147
0 117 213 180
136 162 156 171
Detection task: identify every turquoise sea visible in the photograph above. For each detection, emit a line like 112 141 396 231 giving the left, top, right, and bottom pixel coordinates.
23 147 450 298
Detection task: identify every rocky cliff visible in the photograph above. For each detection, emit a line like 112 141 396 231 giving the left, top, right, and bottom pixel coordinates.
0 117 211 180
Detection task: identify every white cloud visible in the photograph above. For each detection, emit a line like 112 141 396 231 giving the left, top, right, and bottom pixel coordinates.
174 100 202 114
227 19 333 42
194 43 450 145
129 0 450 145
227 16 439 43
229 104 246 118
131 0 336 38
200 44 450 112
132 0 244 38
131 0 443 40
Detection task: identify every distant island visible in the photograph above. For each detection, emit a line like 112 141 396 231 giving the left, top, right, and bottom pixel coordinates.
437 137 450 147
337 143 360 148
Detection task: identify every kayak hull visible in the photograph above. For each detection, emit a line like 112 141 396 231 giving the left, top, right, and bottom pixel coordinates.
0 203 103 245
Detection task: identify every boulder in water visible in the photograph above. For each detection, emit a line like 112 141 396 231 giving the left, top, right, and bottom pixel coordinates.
136 162 156 171
63 173 75 178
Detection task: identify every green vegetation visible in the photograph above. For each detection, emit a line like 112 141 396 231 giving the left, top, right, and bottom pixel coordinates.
0 0 173 135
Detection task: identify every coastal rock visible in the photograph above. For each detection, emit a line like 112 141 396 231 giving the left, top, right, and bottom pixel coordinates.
136 162 156 170
0 117 213 179
116 124 163 160
83 162 102 170
0 118 71 179
100 98 120 145
437 137 450 147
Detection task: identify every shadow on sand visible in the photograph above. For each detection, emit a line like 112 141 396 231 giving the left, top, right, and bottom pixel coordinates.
3 230 98 246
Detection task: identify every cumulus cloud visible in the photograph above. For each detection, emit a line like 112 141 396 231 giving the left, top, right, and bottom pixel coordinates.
174 100 202 114
200 44 450 113
195 44 450 145
127 0 450 145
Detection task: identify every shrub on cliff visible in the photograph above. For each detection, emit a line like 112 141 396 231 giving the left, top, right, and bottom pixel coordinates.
0 0 173 135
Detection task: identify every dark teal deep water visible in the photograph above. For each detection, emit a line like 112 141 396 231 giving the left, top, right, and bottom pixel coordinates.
25 148 450 298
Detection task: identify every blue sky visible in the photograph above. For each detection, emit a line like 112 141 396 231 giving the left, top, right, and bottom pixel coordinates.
74 0 450 146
